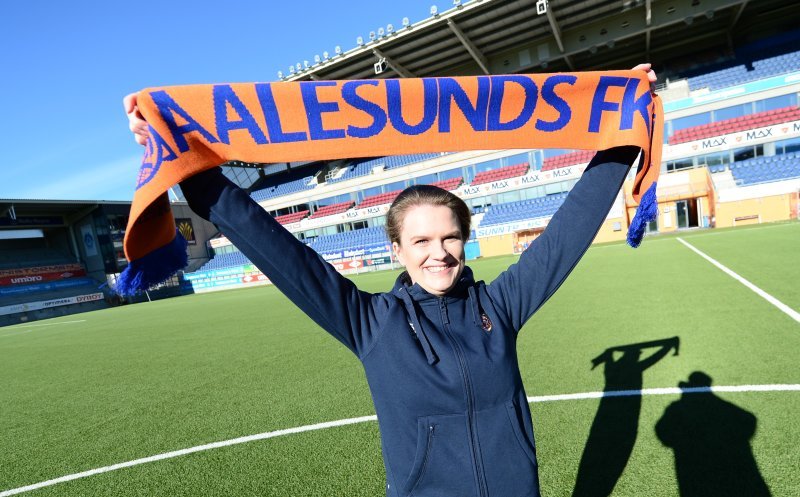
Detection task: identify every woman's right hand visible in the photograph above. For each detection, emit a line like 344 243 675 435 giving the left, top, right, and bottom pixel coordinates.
123 93 150 146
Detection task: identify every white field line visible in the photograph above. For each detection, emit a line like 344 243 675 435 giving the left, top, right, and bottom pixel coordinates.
677 237 800 324
0 320 87 338
2 384 800 497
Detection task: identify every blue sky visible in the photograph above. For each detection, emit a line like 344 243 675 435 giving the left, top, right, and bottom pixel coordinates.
0 0 440 201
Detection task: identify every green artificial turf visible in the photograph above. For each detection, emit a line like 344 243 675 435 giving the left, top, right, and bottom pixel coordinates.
1 221 798 496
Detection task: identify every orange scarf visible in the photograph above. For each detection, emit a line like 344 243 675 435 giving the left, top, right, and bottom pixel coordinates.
117 71 663 295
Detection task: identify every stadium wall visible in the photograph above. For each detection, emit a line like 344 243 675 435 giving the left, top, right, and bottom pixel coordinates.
715 192 798 227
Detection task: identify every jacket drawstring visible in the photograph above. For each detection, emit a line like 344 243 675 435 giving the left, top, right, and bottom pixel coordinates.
467 286 481 329
399 288 438 365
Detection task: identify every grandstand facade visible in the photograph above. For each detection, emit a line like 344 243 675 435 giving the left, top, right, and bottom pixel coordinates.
0 200 215 325
186 0 799 293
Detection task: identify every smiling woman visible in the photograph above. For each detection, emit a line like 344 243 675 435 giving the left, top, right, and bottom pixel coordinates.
386 185 471 296
125 64 654 497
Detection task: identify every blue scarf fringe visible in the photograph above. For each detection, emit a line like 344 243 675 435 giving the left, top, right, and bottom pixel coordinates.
115 230 188 296
626 182 658 248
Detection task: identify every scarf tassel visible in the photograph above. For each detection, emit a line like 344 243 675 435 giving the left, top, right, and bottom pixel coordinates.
626 182 658 248
115 230 188 296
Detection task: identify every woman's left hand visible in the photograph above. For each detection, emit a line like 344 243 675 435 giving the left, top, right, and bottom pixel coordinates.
632 63 657 91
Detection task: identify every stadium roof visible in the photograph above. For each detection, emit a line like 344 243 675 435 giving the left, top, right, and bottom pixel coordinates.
279 0 791 81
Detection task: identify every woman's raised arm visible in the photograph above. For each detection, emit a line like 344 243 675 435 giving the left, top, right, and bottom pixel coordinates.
124 94 388 357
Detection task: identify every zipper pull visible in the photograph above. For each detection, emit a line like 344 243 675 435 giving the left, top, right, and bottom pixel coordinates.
439 298 450 324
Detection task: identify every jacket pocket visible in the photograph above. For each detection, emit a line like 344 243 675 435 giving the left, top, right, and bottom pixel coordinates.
474 401 540 497
402 413 478 497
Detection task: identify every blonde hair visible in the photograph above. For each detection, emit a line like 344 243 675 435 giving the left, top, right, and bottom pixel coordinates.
385 185 471 245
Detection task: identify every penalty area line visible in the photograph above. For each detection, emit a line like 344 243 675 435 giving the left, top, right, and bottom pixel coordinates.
677 237 800 324
2 384 800 496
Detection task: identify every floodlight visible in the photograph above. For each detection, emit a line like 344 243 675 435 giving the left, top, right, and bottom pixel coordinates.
454 0 462 6
370 31 376 41
303 60 310 69
378 27 385 37
289 66 295 74
323 51 329 60
387 24 394 34
402 17 410 27
374 57 389 75
314 55 321 63
536 0 547 15
278 70 284 79
589 46 597 54
704 10 714 19
296 62 302 71
357 36 364 46
684 16 694 25
430 5 438 16
335 45 342 54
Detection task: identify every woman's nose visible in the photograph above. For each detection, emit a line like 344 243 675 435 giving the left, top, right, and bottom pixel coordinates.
430 241 449 259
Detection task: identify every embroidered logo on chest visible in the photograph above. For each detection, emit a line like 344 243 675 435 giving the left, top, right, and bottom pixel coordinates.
481 313 493 332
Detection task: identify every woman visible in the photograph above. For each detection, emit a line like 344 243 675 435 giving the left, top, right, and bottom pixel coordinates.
125 66 656 497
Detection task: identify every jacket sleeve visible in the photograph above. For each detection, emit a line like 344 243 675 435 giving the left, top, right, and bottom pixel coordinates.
180 168 387 358
484 146 640 332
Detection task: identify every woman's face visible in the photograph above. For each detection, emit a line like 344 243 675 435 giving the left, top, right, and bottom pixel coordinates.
393 204 465 296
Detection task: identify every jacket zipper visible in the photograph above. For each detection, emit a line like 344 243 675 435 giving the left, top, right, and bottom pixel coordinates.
439 297 488 497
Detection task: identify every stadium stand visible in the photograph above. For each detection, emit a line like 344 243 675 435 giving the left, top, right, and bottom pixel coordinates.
478 194 568 227
670 106 800 145
0 248 74 270
542 150 595 171
728 152 800 186
251 176 315 201
274 210 309 225
197 251 251 271
327 153 445 184
308 200 355 219
308 226 390 255
688 50 800 92
471 163 530 186
358 190 403 209
426 177 464 191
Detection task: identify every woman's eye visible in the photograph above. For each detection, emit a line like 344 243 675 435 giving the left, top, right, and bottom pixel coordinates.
415 239 428 245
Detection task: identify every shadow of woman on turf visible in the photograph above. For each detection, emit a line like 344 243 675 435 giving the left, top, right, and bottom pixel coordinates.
655 371 772 497
572 337 680 497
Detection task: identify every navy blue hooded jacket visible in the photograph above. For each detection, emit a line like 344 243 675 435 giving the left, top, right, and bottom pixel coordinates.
180 146 638 497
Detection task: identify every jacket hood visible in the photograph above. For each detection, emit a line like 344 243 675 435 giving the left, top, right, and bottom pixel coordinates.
391 266 488 366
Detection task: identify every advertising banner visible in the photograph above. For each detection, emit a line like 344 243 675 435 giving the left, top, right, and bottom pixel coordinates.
0 292 103 316
0 263 83 279
183 264 272 293
175 218 197 245
0 278 94 297
0 269 86 286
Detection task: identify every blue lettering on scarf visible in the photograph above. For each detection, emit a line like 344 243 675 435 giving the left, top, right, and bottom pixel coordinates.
487 75 538 131
536 75 576 132
621 78 652 131
437 76 490 132
301 81 346 140
150 90 219 153
386 79 439 135
588 76 628 133
136 126 177 190
254 83 308 143
212 85 268 145
341 81 387 138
